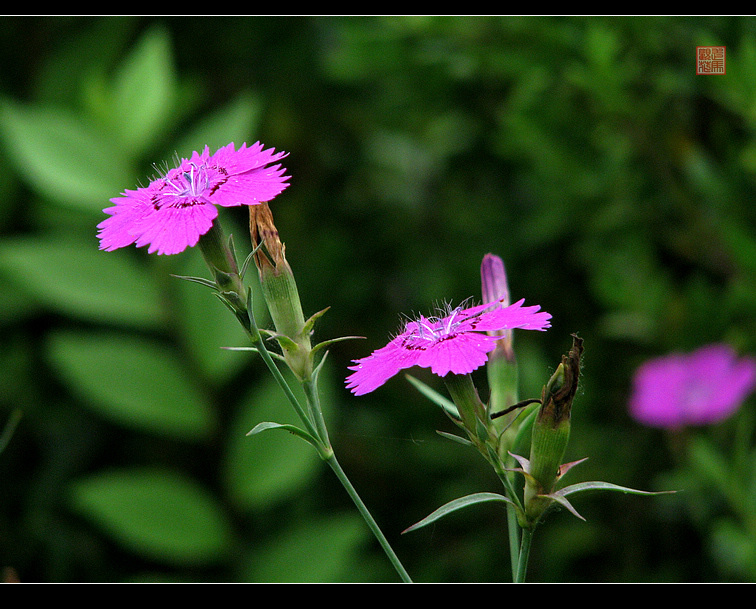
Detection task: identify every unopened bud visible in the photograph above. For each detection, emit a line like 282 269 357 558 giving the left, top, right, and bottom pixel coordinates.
250 203 312 379
480 253 514 362
197 220 248 311
480 254 520 454
523 334 583 525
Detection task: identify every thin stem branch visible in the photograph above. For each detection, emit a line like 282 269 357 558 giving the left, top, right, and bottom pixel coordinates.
325 453 413 583
245 293 411 581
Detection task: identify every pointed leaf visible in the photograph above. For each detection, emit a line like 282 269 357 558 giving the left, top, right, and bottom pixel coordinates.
545 493 585 521
171 274 218 290
222 345 287 364
222 368 336 512
508 452 531 472
403 492 513 534
302 307 331 335
405 374 459 419
555 480 676 499
173 254 268 383
247 421 321 451
436 430 473 446
311 335 364 357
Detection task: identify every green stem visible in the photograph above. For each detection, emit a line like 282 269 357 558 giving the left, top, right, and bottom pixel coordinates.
515 527 534 583
302 377 331 449
245 292 411 582
199 225 411 582
325 452 413 583
507 504 520 582
493 463 523 582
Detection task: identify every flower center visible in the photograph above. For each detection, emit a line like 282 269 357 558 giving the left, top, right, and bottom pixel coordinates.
150 161 216 210
166 163 209 198
407 306 468 344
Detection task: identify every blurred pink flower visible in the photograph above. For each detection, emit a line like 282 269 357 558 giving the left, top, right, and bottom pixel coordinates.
345 298 551 396
629 344 756 428
98 142 289 255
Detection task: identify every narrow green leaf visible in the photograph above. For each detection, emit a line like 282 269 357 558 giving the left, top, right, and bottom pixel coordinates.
436 430 473 446
171 274 218 290
405 374 459 418
247 420 321 450
222 369 335 512
172 253 269 383
403 492 513 534
555 480 676 498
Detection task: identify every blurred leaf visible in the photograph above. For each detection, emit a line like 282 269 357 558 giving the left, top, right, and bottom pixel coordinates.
169 91 264 160
0 98 134 211
243 513 369 582
0 234 165 328
709 518 756 581
106 25 177 156
33 17 140 106
69 467 234 566
46 330 216 440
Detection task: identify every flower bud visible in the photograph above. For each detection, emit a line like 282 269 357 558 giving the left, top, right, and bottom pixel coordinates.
198 221 244 287
481 254 521 459
249 202 312 380
523 334 583 526
480 253 514 363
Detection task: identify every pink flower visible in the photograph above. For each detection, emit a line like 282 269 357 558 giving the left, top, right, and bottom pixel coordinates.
629 344 756 428
345 298 552 396
98 142 289 255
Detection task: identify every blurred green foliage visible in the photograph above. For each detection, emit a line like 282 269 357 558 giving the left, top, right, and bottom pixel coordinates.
0 16 755 582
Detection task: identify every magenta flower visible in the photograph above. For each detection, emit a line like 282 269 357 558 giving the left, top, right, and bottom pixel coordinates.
345 298 552 396
98 142 289 255
629 344 756 428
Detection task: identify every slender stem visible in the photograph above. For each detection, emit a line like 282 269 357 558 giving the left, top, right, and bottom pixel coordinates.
515 527 534 583
506 504 520 581
302 377 331 448
245 295 411 582
197 224 411 580
325 452 413 583
493 463 522 582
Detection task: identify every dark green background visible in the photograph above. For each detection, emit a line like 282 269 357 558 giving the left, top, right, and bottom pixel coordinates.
1 16 755 582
